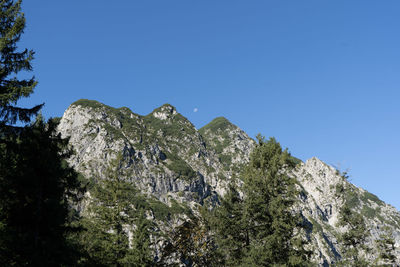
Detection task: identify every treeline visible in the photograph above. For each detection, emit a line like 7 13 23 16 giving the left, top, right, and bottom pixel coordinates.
0 1 397 266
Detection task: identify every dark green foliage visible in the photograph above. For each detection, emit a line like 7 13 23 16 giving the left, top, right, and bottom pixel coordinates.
344 187 360 209
240 136 311 266
337 205 369 266
211 135 312 266
51 116 62 124
76 155 195 266
141 197 172 221
210 183 248 266
360 205 380 219
360 191 383 205
71 99 105 109
218 153 232 166
212 138 230 154
335 183 345 195
0 0 41 126
72 99 136 119
0 117 83 266
164 151 197 181
309 217 324 234
131 195 191 221
0 3 86 265
78 154 153 266
102 122 125 139
334 182 364 210
375 227 397 266
167 159 197 180
144 108 197 139
124 209 153 267
199 117 234 166
288 155 303 166
169 199 192 216
161 208 218 266
334 171 387 266
199 116 233 134
339 206 367 248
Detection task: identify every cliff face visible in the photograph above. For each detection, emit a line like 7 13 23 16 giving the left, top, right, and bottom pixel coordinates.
58 99 400 265
58 99 253 205
293 157 400 265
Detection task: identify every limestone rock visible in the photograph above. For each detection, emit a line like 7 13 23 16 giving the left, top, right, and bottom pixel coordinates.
58 99 400 265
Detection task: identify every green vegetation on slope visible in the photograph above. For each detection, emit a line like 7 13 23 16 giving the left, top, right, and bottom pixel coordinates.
71 99 105 109
210 136 312 266
163 151 197 181
144 105 197 139
199 117 236 168
199 116 234 134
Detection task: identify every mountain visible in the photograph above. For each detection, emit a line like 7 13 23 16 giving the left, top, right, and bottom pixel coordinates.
58 99 400 265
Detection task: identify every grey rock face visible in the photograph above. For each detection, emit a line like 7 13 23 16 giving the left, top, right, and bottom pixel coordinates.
293 157 400 265
58 99 400 265
58 100 238 205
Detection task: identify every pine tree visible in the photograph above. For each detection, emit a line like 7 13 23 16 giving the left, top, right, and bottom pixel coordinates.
0 117 83 265
211 183 248 266
240 135 311 266
79 153 153 266
124 209 153 267
0 3 85 264
211 135 312 266
0 0 41 127
375 226 396 266
337 204 369 267
161 208 217 267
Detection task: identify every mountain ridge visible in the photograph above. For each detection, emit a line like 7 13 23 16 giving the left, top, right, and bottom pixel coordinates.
58 99 400 265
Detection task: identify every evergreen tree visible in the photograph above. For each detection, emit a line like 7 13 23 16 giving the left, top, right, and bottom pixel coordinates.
0 117 83 266
0 2 85 265
0 0 41 127
211 183 248 266
161 208 217 267
79 153 153 266
123 209 153 267
241 135 311 266
337 204 369 267
211 135 312 266
375 226 397 266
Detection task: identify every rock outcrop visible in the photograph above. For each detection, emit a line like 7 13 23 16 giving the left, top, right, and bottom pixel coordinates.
58 99 400 265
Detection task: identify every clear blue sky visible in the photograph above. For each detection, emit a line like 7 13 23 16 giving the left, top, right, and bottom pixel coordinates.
19 1 400 209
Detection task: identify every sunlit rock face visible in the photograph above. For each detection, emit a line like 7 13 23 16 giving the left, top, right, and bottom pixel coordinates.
59 99 400 266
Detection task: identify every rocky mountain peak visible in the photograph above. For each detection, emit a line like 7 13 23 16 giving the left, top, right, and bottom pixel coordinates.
58 100 400 265
151 103 177 120
199 116 255 172
200 116 236 133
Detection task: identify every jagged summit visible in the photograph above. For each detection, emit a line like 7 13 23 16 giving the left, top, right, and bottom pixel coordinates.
70 98 136 115
149 103 177 120
70 99 181 121
153 103 177 112
199 116 255 172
